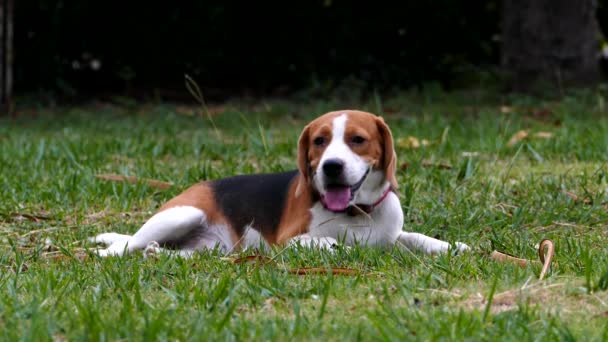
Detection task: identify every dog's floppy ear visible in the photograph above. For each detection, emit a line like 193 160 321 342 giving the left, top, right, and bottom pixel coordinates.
295 124 311 197
375 116 398 190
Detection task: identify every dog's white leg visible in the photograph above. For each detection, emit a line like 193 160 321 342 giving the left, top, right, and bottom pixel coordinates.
89 232 132 246
289 234 339 250
396 232 469 255
95 206 206 257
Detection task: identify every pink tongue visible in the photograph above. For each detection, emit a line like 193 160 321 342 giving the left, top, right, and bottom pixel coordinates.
323 187 352 211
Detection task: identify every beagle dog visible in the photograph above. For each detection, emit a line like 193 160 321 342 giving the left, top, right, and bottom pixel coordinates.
91 110 469 257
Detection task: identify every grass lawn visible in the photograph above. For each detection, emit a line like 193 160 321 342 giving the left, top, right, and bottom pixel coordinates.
2 90 608 340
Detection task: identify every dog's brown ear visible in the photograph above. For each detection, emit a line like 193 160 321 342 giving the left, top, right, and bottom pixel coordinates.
295 124 311 197
375 116 398 190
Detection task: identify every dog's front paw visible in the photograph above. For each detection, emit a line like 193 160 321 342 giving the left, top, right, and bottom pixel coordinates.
94 240 129 257
89 232 131 246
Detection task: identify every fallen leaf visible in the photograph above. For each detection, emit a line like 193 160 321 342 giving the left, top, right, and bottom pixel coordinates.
532 132 554 139
398 136 420 149
396 136 431 149
489 251 536 268
562 190 592 204
421 160 453 170
500 106 514 113
507 130 528 147
232 255 275 265
287 267 360 276
96 174 173 189
9 213 53 222
563 190 578 201
489 239 555 281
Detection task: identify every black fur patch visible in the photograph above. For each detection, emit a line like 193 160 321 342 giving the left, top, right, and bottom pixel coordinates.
210 170 299 237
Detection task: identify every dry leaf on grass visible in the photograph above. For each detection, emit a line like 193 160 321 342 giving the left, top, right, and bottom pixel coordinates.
500 106 514 113
507 130 528 146
562 190 592 204
230 255 275 265
286 267 360 276
397 136 430 149
421 160 453 170
4 212 53 222
533 132 554 139
96 174 173 189
507 130 555 147
490 251 536 268
489 240 554 281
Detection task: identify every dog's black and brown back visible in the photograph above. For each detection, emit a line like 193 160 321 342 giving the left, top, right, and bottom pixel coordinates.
210 170 298 239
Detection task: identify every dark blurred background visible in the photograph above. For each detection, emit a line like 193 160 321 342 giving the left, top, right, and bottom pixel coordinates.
5 0 608 103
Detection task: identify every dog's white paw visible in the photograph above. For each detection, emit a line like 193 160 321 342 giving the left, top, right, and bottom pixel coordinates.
89 233 131 246
144 241 161 259
452 242 471 255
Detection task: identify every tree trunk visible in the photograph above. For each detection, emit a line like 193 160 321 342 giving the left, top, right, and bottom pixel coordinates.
0 0 12 115
502 0 599 92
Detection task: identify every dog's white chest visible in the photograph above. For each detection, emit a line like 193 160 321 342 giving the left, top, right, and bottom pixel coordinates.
307 192 404 247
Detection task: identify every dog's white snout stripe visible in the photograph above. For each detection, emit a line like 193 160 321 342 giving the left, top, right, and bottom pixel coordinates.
314 113 370 194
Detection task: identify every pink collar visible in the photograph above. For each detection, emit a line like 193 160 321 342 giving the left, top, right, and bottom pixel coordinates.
370 186 393 208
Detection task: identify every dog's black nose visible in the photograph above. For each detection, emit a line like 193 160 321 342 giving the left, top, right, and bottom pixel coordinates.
322 159 344 178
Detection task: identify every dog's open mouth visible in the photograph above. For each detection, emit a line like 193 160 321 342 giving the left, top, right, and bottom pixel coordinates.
322 168 370 212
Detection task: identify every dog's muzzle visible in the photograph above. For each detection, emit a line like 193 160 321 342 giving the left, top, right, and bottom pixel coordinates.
321 168 370 212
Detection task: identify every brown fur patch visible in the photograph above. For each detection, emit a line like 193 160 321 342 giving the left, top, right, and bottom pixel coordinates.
295 112 341 197
343 111 385 167
275 174 314 244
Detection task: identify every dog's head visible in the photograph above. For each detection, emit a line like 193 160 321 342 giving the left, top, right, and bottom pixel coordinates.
295 110 397 212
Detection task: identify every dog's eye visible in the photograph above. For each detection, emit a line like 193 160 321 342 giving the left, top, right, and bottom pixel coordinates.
351 135 366 145
313 136 326 146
